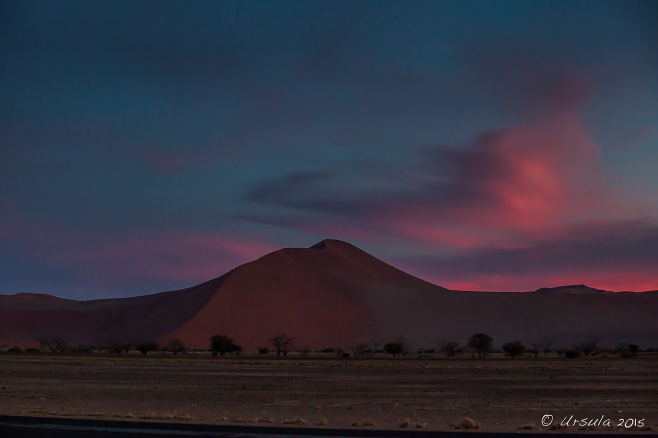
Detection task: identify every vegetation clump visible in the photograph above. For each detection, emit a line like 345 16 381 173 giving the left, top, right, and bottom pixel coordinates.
210 335 242 356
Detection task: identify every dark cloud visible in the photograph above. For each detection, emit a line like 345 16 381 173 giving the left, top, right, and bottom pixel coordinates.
245 171 336 203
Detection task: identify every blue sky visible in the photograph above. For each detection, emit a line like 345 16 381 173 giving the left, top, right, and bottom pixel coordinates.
1 0 657 298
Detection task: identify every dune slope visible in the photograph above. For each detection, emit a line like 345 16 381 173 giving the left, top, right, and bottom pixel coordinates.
1 239 656 350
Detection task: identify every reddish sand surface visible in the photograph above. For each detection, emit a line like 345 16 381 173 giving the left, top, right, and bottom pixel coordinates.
0 353 656 433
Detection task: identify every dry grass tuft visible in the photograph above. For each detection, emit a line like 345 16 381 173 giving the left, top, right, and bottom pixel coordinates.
520 422 536 430
282 417 306 425
315 417 328 426
29 409 58 416
257 416 274 424
398 418 411 428
459 417 480 429
352 418 377 427
140 412 194 421
84 412 104 417
415 422 427 429
139 412 159 420
232 416 258 423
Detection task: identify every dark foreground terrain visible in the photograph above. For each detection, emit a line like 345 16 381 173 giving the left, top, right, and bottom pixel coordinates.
0 354 656 433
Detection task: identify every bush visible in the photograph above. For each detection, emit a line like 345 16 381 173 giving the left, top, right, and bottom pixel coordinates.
8 346 22 353
210 335 241 356
167 339 187 355
502 341 525 358
258 347 270 355
136 341 159 356
468 334 493 359
565 349 582 358
384 342 404 358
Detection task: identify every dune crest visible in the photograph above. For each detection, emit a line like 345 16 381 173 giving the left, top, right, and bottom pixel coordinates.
1 239 657 350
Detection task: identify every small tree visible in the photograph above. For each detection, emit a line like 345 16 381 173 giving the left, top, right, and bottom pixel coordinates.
503 341 525 358
555 346 566 357
167 339 186 355
574 340 598 356
136 341 159 356
38 336 66 353
541 338 553 355
565 349 581 358
258 347 270 355
616 343 640 358
437 339 464 357
351 342 369 357
530 342 542 358
210 335 241 356
367 340 381 358
384 341 404 358
468 333 493 359
104 341 130 354
269 333 294 357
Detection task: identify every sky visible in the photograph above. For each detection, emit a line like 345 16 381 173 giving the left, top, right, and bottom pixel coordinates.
1 0 658 299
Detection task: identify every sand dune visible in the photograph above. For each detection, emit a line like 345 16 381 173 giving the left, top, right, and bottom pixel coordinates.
1 239 656 350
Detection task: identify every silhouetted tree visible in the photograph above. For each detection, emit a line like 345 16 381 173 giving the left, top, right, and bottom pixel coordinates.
351 342 369 357
384 342 403 358
269 333 294 357
384 338 409 358
616 343 640 358
467 333 493 359
38 337 66 353
136 341 159 355
541 338 553 355
503 341 525 358
574 340 599 356
258 347 270 355
555 346 566 357
565 349 581 358
437 339 464 357
167 339 186 355
369 341 380 358
104 341 131 354
210 335 241 356
530 342 542 358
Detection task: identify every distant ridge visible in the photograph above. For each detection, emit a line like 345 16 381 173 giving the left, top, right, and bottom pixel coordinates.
535 284 611 294
1 239 657 349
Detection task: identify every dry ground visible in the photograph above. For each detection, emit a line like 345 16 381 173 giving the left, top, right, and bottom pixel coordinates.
0 353 656 433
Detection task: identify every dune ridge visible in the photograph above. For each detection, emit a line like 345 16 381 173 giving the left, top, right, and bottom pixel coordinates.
1 239 657 350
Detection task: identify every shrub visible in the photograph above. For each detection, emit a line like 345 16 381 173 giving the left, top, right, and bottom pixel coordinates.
210 335 241 356
269 333 294 357
503 341 525 358
384 342 404 358
136 341 159 356
565 349 582 358
468 334 493 359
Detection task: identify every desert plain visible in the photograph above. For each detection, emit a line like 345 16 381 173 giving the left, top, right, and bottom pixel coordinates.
0 352 656 434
